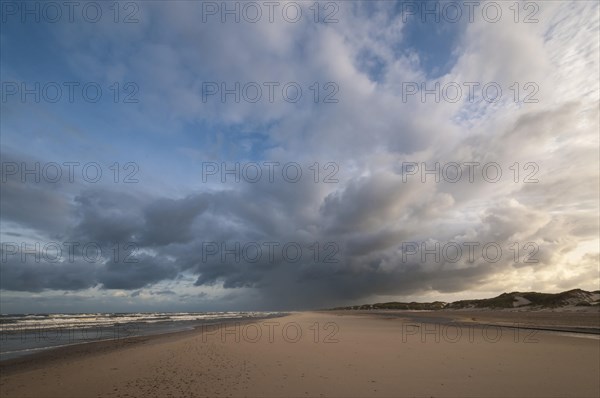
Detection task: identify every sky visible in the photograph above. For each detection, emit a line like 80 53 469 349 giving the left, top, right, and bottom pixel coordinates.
1 0 599 313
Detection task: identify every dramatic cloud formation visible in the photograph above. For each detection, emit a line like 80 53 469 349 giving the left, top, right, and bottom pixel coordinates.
1 1 598 312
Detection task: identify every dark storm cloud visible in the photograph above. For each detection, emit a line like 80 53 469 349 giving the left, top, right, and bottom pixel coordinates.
0 180 71 234
1 141 596 307
0 151 73 235
0 146 591 305
0 253 97 292
152 289 176 295
72 189 146 245
98 254 179 290
140 195 209 246
320 173 427 234
343 229 411 257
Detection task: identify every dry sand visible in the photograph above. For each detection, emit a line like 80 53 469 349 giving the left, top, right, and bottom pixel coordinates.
1 311 599 397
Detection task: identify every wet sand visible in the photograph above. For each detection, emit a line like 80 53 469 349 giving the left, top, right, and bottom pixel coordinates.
1 311 599 397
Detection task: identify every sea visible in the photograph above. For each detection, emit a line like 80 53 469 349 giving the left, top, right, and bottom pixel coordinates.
0 312 285 361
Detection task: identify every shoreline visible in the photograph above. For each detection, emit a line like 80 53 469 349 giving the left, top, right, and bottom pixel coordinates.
0 314 289 372
3 309 599 370
1 311 599 397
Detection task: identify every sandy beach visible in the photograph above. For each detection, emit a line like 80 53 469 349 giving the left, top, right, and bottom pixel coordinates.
1 311 598 398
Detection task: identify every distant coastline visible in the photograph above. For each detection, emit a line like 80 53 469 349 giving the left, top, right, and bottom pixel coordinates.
328 288 600 311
